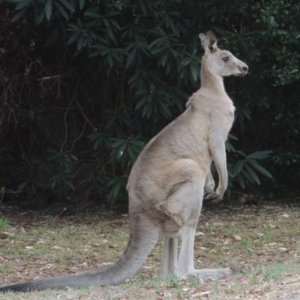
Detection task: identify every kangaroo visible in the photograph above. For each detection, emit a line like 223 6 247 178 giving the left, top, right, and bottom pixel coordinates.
0 31 248 292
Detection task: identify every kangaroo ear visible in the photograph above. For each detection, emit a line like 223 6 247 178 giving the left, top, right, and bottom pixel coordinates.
199 31 218 53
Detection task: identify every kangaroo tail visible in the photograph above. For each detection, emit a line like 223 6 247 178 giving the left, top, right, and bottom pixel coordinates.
0 214 160 292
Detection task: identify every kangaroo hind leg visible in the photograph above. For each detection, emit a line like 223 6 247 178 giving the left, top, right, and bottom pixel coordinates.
158 169 232 281
160 236 178 277
177 225 232 280
159 168 203 278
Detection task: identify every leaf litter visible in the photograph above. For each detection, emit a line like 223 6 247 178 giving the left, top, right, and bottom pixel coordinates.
0 203 300 299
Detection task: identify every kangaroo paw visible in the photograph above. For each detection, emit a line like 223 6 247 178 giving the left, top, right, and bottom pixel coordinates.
203 189 222 204
192 268 232 280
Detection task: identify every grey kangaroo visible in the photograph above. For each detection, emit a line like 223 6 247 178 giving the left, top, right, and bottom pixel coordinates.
0 31 248 292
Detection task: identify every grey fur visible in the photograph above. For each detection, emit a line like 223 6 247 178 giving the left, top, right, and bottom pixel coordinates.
0 31 248 292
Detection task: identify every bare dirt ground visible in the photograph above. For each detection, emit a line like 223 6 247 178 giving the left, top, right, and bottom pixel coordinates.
0 202 300 299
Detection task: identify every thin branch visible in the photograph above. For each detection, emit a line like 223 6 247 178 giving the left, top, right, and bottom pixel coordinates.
36 75 61 82
60 81 80 153
69 119 87 152
75 98 98 131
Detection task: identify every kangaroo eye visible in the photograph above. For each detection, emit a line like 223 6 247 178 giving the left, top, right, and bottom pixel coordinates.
222 57 229 62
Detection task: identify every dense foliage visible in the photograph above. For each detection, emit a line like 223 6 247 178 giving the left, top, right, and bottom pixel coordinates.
1 0 299 207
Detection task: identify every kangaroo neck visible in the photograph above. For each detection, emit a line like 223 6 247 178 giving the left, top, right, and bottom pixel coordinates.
200 62 226 96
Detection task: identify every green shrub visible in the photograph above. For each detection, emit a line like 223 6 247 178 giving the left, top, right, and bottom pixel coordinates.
2 0 300 206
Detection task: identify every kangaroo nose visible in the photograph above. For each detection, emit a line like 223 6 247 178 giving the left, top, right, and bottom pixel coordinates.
242 66 248 73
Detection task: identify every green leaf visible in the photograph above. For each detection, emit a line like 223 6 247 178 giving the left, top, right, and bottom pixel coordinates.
12 8 27 22
111 139 126 148
190 63 198 81
135 96 148 110
50 178 57 188
63 179 75 190
15 0 32 10
160 52 169 66
117 143 127 159
126 47 137 68
60 0 75 11
18 180 31 191
225 140 236 152
84 11 101 17
228 133 238 140
67 24 80 30
138 0 147 16
127 146 134 159
181 57 191 66
233 160 244 176
68 31 81 44
237 174 245 189
55 2 69 20
150 47 166 55
236 150 247 157
77 35 84 50
107 177 126 201
79 0 85 10
110 20 120 30
106 54 113 67
34 10 44 24
111 183 121 198
245 164 260 184
148 37 164 49
251 163 273 179
241 169 255 184
131 140 145 147
128 72 140 85
247 151 272 160
45 0 53 20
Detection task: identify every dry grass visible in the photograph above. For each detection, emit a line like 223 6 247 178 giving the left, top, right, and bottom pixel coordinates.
1 203 300 299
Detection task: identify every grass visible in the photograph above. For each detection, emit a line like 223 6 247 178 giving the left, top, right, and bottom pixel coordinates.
262 264 300 281
1 203 300 299
0 218 7 230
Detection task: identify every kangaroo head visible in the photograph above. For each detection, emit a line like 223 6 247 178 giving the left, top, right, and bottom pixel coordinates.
199 31 248 78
